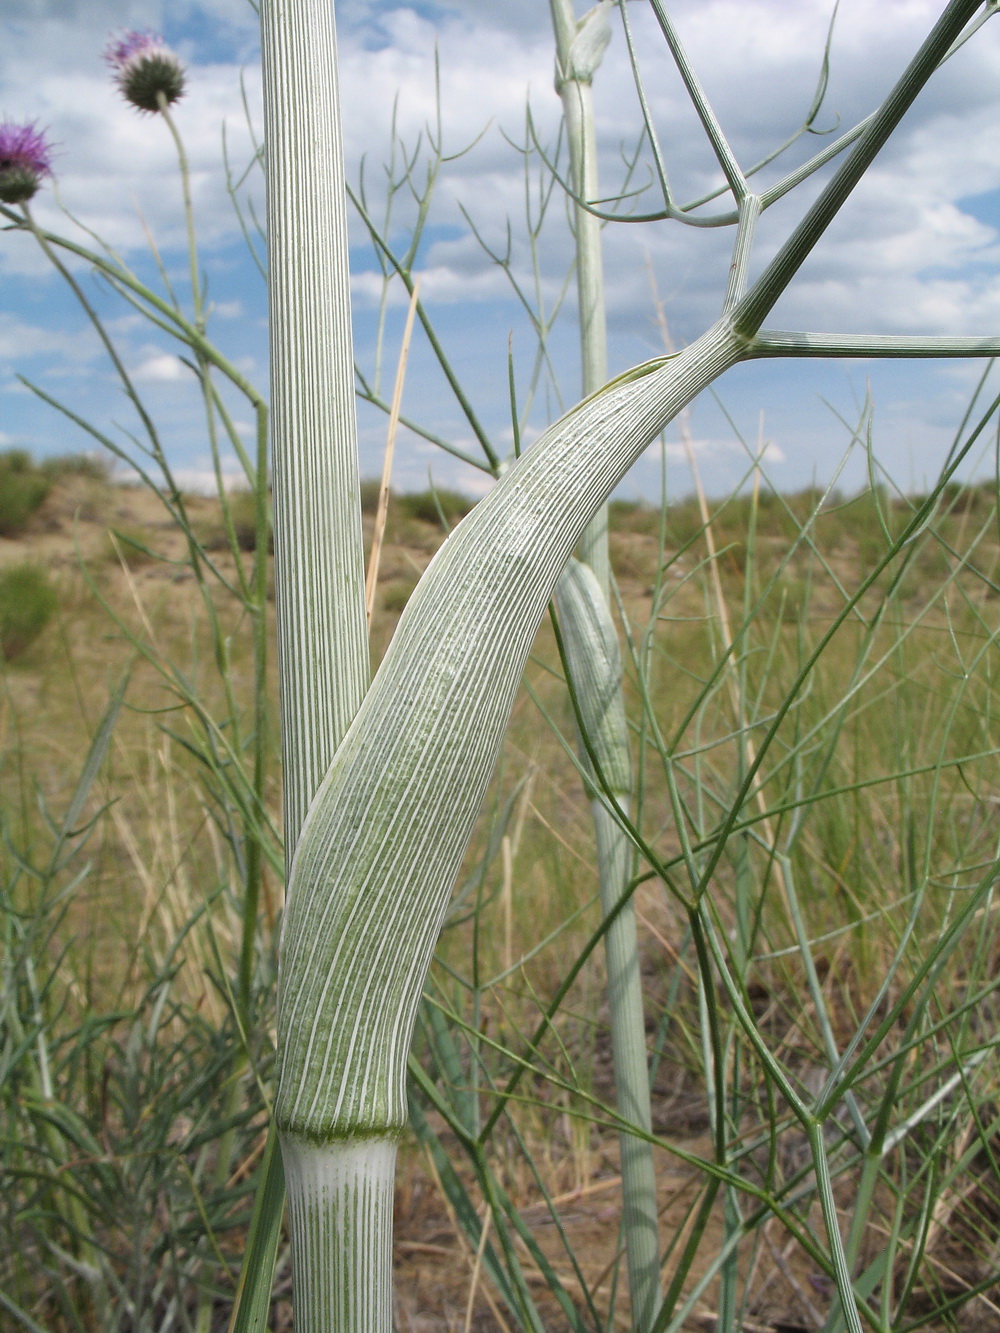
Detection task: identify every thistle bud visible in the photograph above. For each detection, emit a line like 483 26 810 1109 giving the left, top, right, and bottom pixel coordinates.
105 31 186 114
0 122 53 205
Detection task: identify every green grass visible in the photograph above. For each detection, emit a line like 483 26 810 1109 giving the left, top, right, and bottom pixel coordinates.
0 449 51 537
0 562 59 660
3 468 1000 1331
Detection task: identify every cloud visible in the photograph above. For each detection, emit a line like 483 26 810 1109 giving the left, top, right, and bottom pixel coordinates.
330 1 1000 354
169 462 250 493
133 352 187 380
6 0 998 335
4 0 1000 492
0 312 101 366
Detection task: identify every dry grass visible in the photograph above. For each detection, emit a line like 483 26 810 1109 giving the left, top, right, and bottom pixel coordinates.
4 471 1000 1330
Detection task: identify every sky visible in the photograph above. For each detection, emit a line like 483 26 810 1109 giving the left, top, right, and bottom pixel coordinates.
2 0 1000 500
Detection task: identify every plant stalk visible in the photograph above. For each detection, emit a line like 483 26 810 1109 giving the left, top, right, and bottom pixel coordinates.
282 1137 397 1331
254 0 372 1324
549 4 663 1323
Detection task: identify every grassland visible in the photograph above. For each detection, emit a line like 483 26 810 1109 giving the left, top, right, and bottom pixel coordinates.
3 457 1000 1331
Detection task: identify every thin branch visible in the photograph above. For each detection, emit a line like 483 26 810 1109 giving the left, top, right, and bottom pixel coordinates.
723 195 761 312
749 331 1000 359
647 0 749 203
734 0 988 338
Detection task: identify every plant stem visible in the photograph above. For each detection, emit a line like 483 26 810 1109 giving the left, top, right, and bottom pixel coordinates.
552 0 611 583
259 0 370 851
549 3 663 1324
282 1137 397 1332
256 0 372 1324
593 798 661 1322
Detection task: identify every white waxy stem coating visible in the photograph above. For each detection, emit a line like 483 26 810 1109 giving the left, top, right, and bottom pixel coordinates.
260 0 369 853
282 1137 396 1331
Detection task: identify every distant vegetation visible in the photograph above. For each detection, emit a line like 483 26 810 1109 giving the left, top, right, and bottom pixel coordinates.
0 562 58 660
0 449 111 539
0 450 51 537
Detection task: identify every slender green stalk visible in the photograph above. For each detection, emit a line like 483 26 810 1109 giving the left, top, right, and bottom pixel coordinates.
549 5 663 1323
551 0 611 584
151 117 272 1333
555 557 663 1328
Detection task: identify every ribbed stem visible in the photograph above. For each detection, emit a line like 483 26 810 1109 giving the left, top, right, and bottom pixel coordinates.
260 0 369 853
258 0 371 1325
276 322 745 1144
282 1137 397 1333
552 0 611 583
555 557 662 1329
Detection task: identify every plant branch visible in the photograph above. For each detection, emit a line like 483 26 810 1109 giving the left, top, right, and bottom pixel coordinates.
734 0 989 338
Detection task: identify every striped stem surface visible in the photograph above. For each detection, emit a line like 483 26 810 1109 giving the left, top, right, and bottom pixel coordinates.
282 1137 397 1329
260 0 369 851
276 321 745 1142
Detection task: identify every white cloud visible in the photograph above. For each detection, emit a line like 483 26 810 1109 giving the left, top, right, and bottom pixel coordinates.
170 463 249 493
4 0 1000 491
6 0 999 336
133 352 187 380
663 433 786 465
0 313 100 365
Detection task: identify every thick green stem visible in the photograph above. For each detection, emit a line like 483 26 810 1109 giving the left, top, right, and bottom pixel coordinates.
256 0 372 1325
260 0 370 853
282 1137 397 1333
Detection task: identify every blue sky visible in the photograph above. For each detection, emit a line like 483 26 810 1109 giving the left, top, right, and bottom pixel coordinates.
3 0 1000 500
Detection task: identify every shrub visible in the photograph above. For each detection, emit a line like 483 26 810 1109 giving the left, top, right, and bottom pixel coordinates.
199 490 272 553
359 478 382 515
0 563 58 660
380 576 417 614
608 497 659 534
0 450 51 537
40 452 111 483
227 491 269 552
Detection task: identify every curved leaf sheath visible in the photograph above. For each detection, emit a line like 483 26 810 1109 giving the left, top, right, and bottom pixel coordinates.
276 324 743 1142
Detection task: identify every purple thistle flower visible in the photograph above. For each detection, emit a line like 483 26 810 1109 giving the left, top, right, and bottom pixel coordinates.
105 30 162 68
105 29 186 114
0 122 53 205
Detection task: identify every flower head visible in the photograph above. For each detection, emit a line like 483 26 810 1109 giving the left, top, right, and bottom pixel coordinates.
0 122 53 205
105 30 185 114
